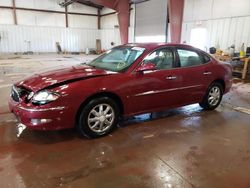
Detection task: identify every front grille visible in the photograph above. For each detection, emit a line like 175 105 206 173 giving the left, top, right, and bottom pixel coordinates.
11 86 31 103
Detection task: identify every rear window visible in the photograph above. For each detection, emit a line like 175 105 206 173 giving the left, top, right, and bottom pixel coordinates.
177 49 203 67
177 49 211 68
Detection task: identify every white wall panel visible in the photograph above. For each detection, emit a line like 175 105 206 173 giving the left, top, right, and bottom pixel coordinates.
16 10 98 28
0 0 11 6
184 0 250 22
5 0 98 28
16 10 37 26
36 12 65 27
15 0 64 11
68 15 98 29
101 14 118 29
100 27 135 50
17 10 65 27
0 0 136 53
68 3 97 14
101 8 115 15
229 0 250 17
183 0 250 50
16 0 35 9
0 25 99 53
100 29 120 50
0 9 14 24
100 12 135 29
183 0 212 21
182 16 250 51
34 0 64 11
0 25 133 53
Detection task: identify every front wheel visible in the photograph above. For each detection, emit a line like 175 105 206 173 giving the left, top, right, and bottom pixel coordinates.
77 97 119 138
199 82 223 110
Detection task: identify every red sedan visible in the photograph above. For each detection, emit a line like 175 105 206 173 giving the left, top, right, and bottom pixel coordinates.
9 43 232 138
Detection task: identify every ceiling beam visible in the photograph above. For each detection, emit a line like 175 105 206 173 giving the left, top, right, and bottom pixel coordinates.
0 6 98 16
59 0 75 7
90 0 115 9
76 0 103 9
130 0 149 4
60 0 103 9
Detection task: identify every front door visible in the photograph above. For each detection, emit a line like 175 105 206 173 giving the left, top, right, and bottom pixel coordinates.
127 47 183 114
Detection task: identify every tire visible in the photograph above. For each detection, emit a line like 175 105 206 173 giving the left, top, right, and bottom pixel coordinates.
77 97 119 138
199 82 223 110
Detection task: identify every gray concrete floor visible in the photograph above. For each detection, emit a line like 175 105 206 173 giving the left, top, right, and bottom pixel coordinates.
0 54 250 188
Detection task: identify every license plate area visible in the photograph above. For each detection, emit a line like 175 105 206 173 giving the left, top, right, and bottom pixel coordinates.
14 113 26 137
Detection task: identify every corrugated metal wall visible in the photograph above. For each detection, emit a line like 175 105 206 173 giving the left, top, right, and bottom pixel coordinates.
0 25 135 53
100 27 135 50
182 0 250 50
0 1 137 53
0 0 101 53
0 0 98 28
0 25 99 53
182 16 250 51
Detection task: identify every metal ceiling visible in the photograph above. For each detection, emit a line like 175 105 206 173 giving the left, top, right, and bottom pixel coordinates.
130 0 149 4
60 0 149 9
60 0 104 9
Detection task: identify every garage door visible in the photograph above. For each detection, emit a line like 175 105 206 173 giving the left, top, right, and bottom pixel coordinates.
135 0 168 43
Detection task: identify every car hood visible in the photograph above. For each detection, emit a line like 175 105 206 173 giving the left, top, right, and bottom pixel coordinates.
16 65 117 92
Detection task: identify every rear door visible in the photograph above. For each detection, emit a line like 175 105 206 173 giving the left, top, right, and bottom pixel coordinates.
173 48 213 104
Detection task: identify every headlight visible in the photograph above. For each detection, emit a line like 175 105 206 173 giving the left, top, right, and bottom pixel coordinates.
32 90 60 105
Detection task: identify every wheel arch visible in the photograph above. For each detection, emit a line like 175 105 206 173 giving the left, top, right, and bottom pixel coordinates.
75 91 124 126
211 79 225 92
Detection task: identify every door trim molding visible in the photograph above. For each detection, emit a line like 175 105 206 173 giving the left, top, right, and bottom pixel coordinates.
134 84 202 97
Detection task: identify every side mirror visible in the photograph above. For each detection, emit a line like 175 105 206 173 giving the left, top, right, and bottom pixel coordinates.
136 62 156 72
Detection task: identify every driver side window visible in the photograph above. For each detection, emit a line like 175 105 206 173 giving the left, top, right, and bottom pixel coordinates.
143 48 174 70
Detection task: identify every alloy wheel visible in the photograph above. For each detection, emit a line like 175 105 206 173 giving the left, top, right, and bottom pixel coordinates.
208 86 221 106
87 103 115 133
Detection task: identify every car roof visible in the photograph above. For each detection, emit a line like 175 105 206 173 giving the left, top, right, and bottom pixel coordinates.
125 43 195 51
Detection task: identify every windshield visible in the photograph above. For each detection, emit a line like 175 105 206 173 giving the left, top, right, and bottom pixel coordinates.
89 46 145 72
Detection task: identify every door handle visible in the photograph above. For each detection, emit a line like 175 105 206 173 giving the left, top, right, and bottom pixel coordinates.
203 71 212 75
166 76 177 80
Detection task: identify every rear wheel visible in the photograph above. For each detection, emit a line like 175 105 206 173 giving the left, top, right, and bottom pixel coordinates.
199 82 223 110
77 97 119 138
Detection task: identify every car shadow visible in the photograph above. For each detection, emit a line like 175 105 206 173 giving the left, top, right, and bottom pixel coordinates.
6 104 215 145
119 104 204 127
18 128 82 144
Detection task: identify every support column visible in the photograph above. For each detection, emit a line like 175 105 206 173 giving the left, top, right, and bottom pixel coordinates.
116 0 130 44
12 0 17 25
168 0 184 43
91 0 130 44
65 2 68 28
97 9 101 29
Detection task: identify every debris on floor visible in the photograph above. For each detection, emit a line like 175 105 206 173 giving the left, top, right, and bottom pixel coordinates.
234 107 250 115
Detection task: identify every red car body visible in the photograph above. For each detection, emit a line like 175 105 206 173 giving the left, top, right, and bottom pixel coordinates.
9 43 232 131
